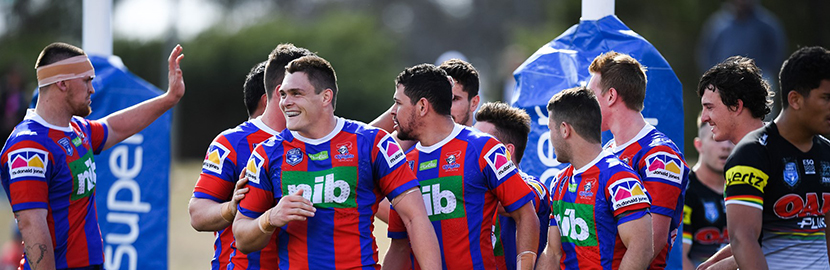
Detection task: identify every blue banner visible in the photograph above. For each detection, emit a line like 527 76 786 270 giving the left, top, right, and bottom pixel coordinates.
512 15 684 269
31 55 170 270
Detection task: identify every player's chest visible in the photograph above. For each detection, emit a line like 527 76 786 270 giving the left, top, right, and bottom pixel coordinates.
764 153 830 220
51 132 97 200
276 143 364 208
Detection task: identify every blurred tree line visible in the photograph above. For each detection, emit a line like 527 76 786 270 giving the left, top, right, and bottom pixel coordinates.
0 0 827 161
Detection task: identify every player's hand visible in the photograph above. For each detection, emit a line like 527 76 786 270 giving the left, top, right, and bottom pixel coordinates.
269 189 316 227
230 169 250 216
696 259 715 270
166 44 185 101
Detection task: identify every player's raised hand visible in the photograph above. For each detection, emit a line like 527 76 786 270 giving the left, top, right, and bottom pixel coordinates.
230 169 250 213
269 189 316 227
166 44 185 101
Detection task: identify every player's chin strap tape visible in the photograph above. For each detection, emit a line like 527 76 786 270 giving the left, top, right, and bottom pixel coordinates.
516 251 537 270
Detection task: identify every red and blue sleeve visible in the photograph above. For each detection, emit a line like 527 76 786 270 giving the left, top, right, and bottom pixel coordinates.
372 131 419 201
77 118 109 154
193 135 239 202
605 170 650 226
386 205 409 239
237 144 276 219
637 146 687 218
2 140 52 212
480 139 533 212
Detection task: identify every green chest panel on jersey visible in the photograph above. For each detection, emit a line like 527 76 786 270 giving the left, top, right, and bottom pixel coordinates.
70 150 96 201
282 166 358 208
552 201 598 246
420 175 465 221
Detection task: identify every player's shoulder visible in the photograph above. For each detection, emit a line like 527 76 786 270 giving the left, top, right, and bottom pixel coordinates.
520 170 548 195
597 152 638 179
3 122 53 152
339 118 385 141
642 127 683 156
730 123 774 161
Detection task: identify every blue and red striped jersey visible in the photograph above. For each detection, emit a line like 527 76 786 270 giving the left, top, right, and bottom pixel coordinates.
550 151 651 270
604 124 689 269
1 110 109 269
238 117 419 270
193 117 280 270
493 171 551 270
387 124 534 270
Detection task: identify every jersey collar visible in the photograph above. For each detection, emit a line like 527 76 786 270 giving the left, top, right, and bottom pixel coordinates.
611 123 655 153
290 117 344 145
250 116 280 136
574 150 614 175
415 123 463 154
24 109 72 132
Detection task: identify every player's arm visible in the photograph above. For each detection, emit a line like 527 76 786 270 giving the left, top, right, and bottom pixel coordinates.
682 242 693 270
189 172 249 231
725 204 766 269
99 45 186 150
382 238 412 270
389 187 440 270
369 105 395 133
233 189 315 253
650 213 671 260
537 225 562 270
16 209 55 270
508 202 540 270
376 198 391 224
618 212 654 270
682 204 694 270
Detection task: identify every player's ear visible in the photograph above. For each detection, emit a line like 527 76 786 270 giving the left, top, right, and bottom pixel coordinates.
605 87 618 106
693 137 703 152
470 95 480 111
322 88 334 106
417 97 429 116
504 143 516 160
560 122 571 139
787 90 803 110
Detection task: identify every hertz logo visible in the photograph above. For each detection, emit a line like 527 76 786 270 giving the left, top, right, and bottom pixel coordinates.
725 165 768 191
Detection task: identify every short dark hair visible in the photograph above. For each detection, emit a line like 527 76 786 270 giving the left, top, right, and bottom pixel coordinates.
264 44 315 98
439 59 479 99
547 86 602 144
285 56 338 109
698 56 771 118
588 51 647 112
475 102 531 162
779 46 830 109
395 64 452 116
243 61 267 117
35 42 85 69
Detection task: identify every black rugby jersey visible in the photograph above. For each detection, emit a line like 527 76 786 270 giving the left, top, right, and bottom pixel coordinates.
682 172 728 265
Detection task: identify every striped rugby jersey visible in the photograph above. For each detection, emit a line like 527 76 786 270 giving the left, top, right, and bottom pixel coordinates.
387 124 534 270
550 151 651 270
604 124 689 269
193 117 280 270
1 110 109 269
238 117 419 270
492 171 551 270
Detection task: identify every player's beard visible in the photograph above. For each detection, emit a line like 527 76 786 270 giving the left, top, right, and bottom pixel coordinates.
395 113 418 141
69 92 92 117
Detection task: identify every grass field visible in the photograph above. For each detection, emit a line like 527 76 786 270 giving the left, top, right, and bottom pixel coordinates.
0 160 392 269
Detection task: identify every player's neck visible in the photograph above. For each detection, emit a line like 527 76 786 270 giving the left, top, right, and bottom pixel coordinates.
730 117 764 144
570 141 603 170
34 92 73 127
298 114 337 140
775 110 814 152
260 105 286 132
416 116 456 147
693 163 725 194
609 110 647 145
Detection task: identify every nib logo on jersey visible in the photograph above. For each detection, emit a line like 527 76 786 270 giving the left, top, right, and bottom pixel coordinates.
486 145 516 180
553 202 598 246
420 175 465 221
335 142 354 161
645 152 684 184
608 178 650 210
203 143 229 174
378 134 404 168
282 167 358 208
246 152 264 184
443 151 461 171
8 148 48 179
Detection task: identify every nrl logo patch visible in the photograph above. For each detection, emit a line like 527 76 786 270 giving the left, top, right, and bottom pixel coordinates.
286 148 303 166
783 161 799 187
703 201 719 223
58 137 73 156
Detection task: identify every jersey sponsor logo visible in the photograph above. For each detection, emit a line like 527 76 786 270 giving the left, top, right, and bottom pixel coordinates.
804 159 816 174
773 193 830 222
308 151 329 161
694 227 729 245
644 152 684 184
442 151 461 171
683 205 692 225
286 148 303 166
608 178 650 211
485 145 516 180
335 142 354 161
420 176 465 221
7 148 48 180
203 142 230 174
245 152 264 184
420 159 437 171
553 201 597 246
725 165 768 191
58 137 73 156
72 136 82 146
70 151 96 200
378 134 405 168
282 166 358 208
758 134 768 145
821 161 830 184
703 201 719 223
783 162 799 187
567 176 578 193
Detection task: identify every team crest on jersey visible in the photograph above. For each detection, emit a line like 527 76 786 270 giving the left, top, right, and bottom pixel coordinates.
703 201 719 223
286 148 303 166
246 152 264 184
820 161 830 185
377 134 405 168
579 179 594 198
442 151 461 171
408 160 415 170
58 137 73 156
485 145 516 180
203 142 230 174
645 152 684 184
335 142 354 161
783 161 799 187
608 178 650 211
7 148 49 180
